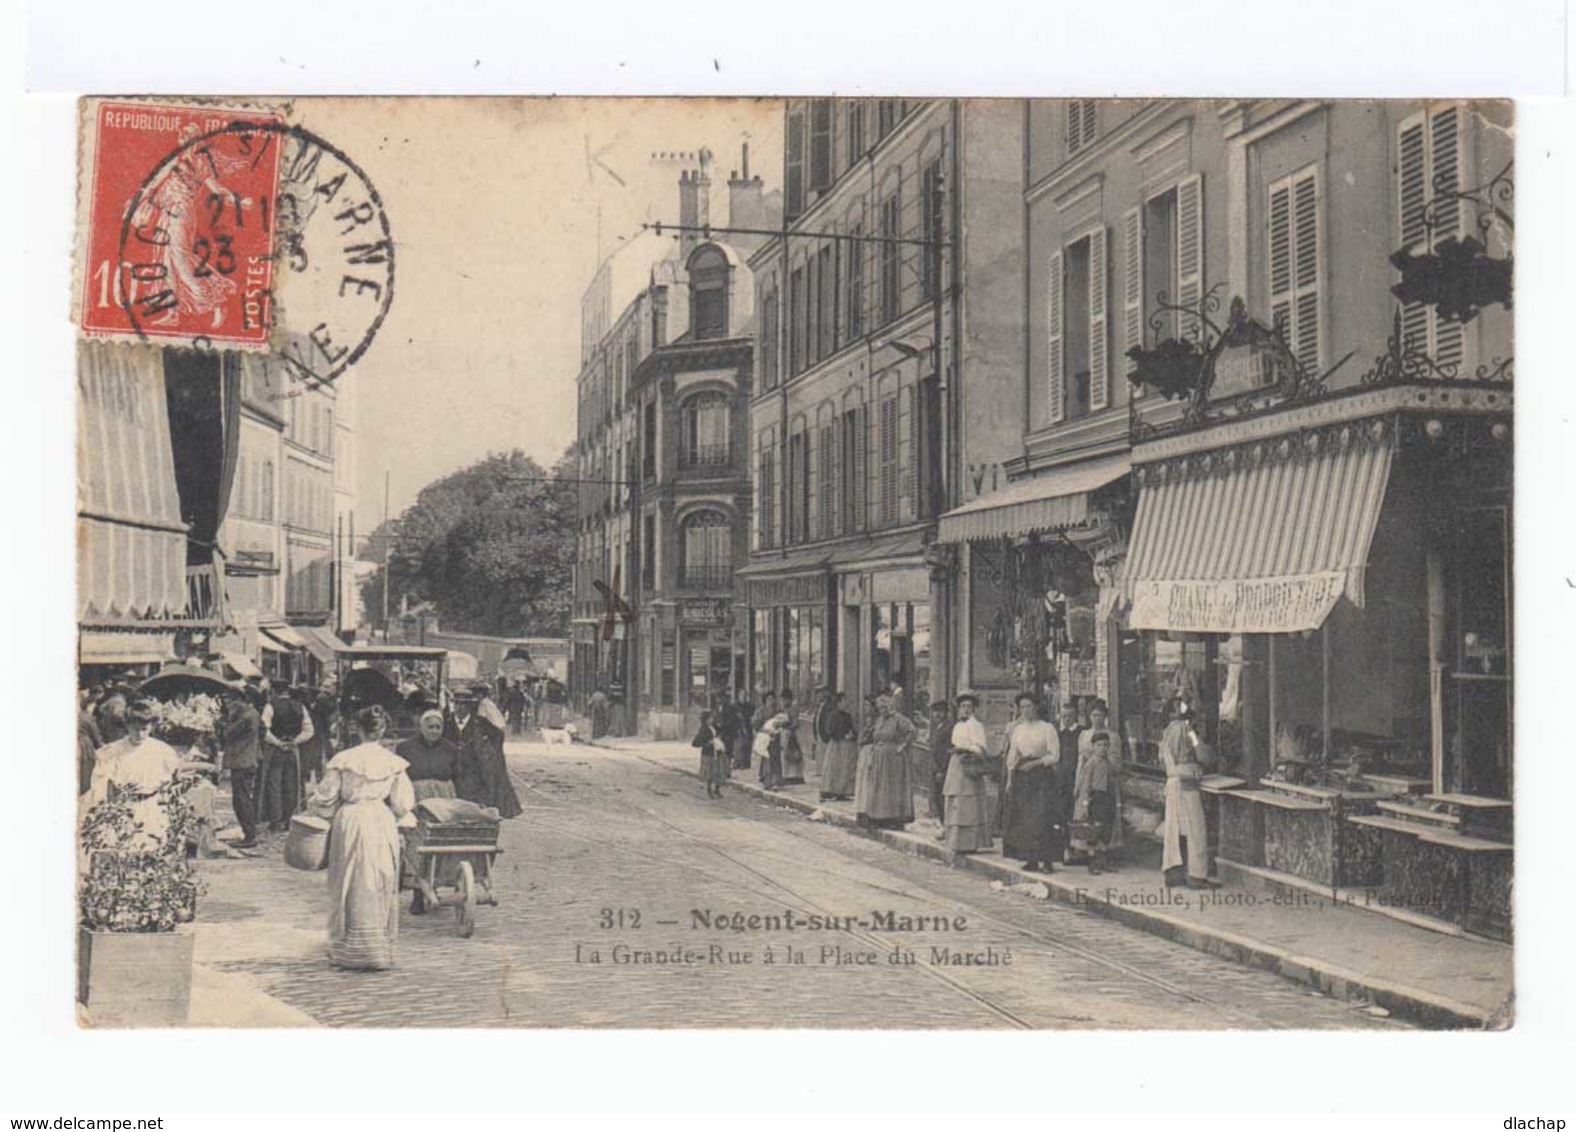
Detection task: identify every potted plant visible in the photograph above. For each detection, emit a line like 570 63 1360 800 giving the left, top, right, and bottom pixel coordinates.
77 776 205 1026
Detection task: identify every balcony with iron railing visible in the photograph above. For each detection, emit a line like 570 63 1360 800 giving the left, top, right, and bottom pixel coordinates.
679 563 733 592
677 442 735 480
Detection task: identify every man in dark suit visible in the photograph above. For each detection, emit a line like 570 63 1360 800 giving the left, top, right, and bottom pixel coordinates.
220 687 263 848
446 688 522 818
260 685 312 832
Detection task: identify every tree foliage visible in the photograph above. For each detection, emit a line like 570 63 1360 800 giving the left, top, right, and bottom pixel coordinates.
360 451 575 637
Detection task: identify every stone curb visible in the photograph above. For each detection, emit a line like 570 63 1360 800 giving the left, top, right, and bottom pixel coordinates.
599 741 1497 1030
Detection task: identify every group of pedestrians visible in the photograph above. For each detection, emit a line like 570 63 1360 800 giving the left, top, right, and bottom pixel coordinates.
217 680 337 849
688 685 921 830
678 682 1212 889
938 692 1125 876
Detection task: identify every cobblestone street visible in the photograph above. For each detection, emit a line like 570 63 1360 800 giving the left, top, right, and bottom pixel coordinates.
190 739 1409 1029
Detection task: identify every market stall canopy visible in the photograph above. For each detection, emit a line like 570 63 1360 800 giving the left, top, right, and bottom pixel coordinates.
936 453 1130 545
79 629 177 666
140 663 233 697
76 342 188 621
446 650 480 682
1124 434 1393 635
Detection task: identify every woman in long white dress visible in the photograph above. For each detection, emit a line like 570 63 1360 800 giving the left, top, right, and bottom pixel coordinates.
308 706 417 971
942 691 994 853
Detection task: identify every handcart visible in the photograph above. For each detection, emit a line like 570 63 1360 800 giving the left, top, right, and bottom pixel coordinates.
403 817 502 938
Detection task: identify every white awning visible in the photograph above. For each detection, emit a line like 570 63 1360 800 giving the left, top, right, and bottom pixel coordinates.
1124 435 1393 634
260 623 308 651
78 629 177 666
218 652 262 679
936 453 1131 544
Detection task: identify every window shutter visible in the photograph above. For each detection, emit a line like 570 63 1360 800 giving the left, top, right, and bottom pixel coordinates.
1430 106 1465 369
879 395 899 527
1066 102 1082 156
785 111 805 219
1268 181 1293 350
1122 206 1144 378
898 385 914 517
810 100 833 192
821 422 838 539
1397 114 1430 352
1087 225 1110 412
1047 250 1065 424
854 407 869 533
1176 173 1204 342
1292 170 1320 375
806 428 819 540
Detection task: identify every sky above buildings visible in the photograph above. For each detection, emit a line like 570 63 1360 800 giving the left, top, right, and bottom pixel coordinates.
289 98 783 520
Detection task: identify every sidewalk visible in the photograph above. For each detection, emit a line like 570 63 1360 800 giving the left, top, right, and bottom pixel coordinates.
606 737 1513 1029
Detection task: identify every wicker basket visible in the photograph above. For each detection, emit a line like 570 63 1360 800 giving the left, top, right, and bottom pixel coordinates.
284 813 331 871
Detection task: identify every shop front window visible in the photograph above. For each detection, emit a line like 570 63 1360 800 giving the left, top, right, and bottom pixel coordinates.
872 601 930 723
751 609 770 695
1446 504 1511 798
1121 632 1238 770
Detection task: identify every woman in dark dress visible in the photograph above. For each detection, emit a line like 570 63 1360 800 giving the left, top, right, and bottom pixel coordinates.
818 692 859 801
1000 694 1067 873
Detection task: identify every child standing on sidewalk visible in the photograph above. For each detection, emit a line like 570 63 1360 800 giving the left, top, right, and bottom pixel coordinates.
692 711 728 799
1072 729 1121 875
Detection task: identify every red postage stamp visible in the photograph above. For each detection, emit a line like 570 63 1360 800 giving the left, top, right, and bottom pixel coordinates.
79 100 286 349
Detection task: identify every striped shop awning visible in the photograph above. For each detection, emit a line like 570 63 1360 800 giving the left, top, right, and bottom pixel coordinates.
1124 435 1394 634
936 452 1131 545
77 342 189 621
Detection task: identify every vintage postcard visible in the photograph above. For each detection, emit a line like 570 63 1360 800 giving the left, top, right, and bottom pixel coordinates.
72 95 1515 1030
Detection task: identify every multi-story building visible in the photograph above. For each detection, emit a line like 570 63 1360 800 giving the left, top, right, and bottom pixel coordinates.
741 99 1024 742
572 148 780 736
570 231 663 729
934 98 1513 938
214 349 353 681
331 365 360 638
219 353 288 677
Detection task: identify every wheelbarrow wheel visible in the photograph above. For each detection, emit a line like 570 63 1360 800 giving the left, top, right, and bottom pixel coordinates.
455 860 476 938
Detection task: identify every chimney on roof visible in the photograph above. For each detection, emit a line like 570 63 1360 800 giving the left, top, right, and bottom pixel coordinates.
727 141 766 231
678 149 713 258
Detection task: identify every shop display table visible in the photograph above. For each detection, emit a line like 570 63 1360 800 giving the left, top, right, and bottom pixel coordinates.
1348 794 1512 942
1218 779 1388 889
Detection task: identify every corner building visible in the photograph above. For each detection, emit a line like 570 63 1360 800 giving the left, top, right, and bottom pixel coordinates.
933 99 1513 939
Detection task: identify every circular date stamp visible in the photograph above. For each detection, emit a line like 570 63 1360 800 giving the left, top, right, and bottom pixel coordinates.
108 112 394 385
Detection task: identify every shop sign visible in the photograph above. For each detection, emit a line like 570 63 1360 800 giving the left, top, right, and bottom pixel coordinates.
233 548 277 571
1127 571 1346 634
870 567 931 604
749 573 827 608
680 599 733 627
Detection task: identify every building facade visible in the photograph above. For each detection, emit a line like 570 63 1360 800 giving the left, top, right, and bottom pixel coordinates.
215 351 354 682
219 353 289 677
630 238 759 738
573 149 780 737
934 98 1513 938
742 98 1024 744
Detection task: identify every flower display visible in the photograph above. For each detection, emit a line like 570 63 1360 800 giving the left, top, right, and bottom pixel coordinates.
79 777 205 933
149 693 223 737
